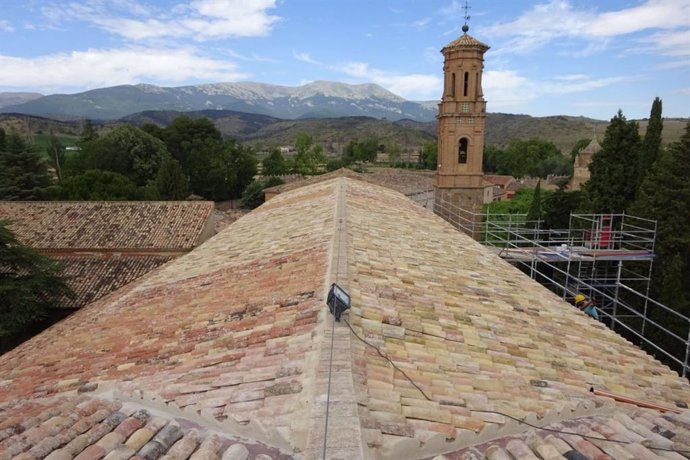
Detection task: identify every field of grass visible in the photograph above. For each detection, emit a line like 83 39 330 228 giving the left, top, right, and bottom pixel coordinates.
31 133 80 158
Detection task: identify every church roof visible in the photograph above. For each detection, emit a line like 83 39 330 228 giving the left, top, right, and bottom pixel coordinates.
442 33 490 53
1 176 688 459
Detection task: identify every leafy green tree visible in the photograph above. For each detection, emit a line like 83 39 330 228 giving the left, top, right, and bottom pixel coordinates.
543 182 582 230
140 123 165 140
343 138 379 164
47 131 65 183
421 141 438 170
240 180 266 209
262 148 288 176
241 176 285 209
326 158 345 171
483 145 503 173
638 97 663 188
0 220 72 344
161 116 222 170
75 125 169 186
484 138 567 177
292 133 325 175
188 140 257 200
0 128 6 151
156 156 189 200
79 120 98 144
485 188 538 214
660 253 687 310
387 144 402 165
526 181 542 222
585 110 641 212
0 131 52 200
54 170 143 200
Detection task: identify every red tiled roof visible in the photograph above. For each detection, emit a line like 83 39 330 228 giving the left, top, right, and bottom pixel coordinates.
58 255 173 309
483 175 515 187
1 176 688 459
442 33 490 52
0 201 214 250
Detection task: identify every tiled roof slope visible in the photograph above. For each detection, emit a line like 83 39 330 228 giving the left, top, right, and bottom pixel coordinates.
342 179 690 457
0 180 337 458
58 255 173 309
1 176 689 460
0 201 214 249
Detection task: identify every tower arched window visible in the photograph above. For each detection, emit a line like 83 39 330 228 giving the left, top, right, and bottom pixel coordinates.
463 72 469 97
458 138 468 164
450 73 456 97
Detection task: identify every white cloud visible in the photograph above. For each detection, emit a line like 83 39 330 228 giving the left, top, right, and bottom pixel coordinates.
641 29 690 57
337 62 442 100
483 69 625 110
0 47 247 93
412 18 431 30
483 70 535 108
588 0 689 37
293 52 319 65
0 20 14 32
485 0 690 55
42 0 281 41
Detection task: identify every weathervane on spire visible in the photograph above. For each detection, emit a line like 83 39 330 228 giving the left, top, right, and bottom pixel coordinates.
462 0 471 34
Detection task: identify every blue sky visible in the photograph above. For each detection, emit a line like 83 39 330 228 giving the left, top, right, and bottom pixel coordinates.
0 0 688 120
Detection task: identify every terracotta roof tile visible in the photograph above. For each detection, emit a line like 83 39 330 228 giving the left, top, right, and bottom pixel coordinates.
0 201 214 250
1 177 689 459
57 255 173 309
442 33 490 52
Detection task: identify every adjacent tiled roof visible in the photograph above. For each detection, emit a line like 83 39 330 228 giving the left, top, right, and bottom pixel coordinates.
0 201 215 310
0 201 214 250
483 175 515 187
1 176 688 459
58 255 173 309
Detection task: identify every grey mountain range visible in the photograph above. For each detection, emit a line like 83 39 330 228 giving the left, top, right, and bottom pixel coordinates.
0 81 438 122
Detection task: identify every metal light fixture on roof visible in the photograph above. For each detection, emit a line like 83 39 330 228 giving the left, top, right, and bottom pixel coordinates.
327 283 350 321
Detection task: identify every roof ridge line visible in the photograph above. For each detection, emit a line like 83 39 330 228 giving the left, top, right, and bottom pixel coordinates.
303 178 368 459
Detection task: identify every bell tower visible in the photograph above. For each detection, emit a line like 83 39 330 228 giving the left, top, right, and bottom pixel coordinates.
434 5 490 238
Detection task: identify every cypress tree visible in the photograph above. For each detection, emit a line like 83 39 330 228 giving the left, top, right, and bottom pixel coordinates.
638 97 663 188
156 156 190 200
584 110 641 213
631 121 690 320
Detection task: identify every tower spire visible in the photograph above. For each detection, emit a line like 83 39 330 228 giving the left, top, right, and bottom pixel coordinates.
462 0 471 34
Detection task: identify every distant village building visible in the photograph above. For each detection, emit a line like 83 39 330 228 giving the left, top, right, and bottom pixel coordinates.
483 174 516 201
569 137 601 191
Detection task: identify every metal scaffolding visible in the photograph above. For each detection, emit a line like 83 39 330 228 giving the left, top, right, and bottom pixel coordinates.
428 192 690 377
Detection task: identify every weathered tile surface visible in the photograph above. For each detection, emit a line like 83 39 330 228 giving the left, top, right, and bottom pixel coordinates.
341 178 690 458
0 201 214 249
1 175 689 460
